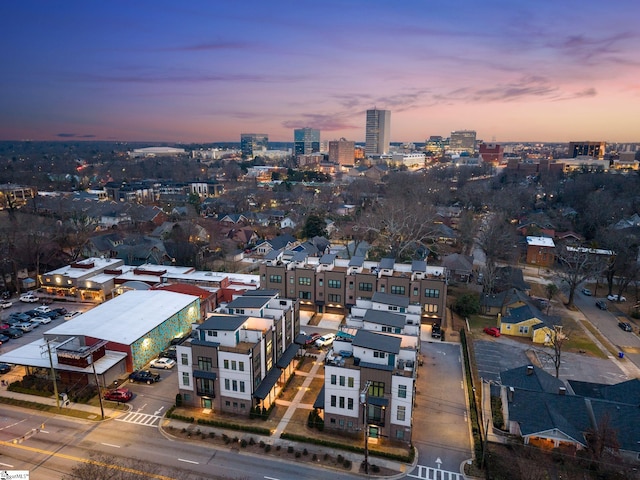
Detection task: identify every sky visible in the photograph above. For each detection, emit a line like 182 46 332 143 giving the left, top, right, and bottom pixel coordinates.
1 1 639 144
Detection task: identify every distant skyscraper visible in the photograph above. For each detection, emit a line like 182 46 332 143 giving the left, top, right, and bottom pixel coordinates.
328 138 356 166
240 133 268 157
365 109 391 156
568 141 606 160
294 128 320 155
450 130 476 155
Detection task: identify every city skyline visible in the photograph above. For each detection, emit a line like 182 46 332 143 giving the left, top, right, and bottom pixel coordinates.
1 1 639 144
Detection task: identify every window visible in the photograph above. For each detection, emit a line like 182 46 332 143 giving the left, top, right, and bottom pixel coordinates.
519 326 529 334
298 291 311 300
328 279 341 288
331 395 336 407
390 285 405 295
425 304 439 313
397 406 406 421
181 353 188 365
398 385 407 399
298 277 311 286
348 377 354 388
413 287 419 296
239 361 244 372
269 275 282 283
347 420 353 428
225 401 230 406
232 380 238 391
328 294 341 303
359 282 373 292
330 374 336 385
198 357 213 372
425 288 440 298
339 419 345 427
339 376 345 386
339 397 345 409
369 381 385 397
380 285 385 293
388 305 398 311
223 359 229 369
231 360 237 370
207 330 217 337
373 351 386 359
240 381 245 393
182 372 190 386
347 398 354 410
224 379 230 390
396 429 405 440
318 279 323 286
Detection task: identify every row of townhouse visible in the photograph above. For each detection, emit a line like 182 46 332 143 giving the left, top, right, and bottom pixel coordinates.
320 293 420 445
176 290 301 415
259 251 448 324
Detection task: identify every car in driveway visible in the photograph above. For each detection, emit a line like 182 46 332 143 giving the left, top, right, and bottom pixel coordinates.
315 333 336 348
581 288 592 296
0 300 12 309
128 370 161 384
431 323 442 339
149 357 176 369
607 294 626 302
5 328 24 339
618 322 633 332
304 333 321 345
0 363 12 374
19 293 39 303
103 388 133 402
64 311 81 320
483 327 501 337
30 316 52 325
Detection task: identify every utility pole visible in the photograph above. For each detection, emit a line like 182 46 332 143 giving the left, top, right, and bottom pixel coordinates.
44 338 60 409
360 380 371 475
90 355 105 420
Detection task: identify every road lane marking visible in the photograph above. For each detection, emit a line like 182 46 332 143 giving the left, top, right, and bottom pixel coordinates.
0 462 14 468
265 476 280 480
178 458 199 464
101 442 121 448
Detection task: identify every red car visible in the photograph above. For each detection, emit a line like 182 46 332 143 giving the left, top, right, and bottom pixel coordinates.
304 333 321 345
483 327 501 337
103 388 133 402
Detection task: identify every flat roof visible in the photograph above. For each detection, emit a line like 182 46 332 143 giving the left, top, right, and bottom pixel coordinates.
364 309 406 328
45 257 123 279
372 292 410 308
526 236 555 248
200 314 248 331
46 290 198 345
227 296 270 309
353 330 401 354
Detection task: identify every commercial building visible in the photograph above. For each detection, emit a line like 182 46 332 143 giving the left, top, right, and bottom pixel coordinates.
259 252 447 324
479 143 504 165
294 128 321 156
365 109 391 156
176 290 300 415
568 141 606 160
449 130 477 155
240 133 269 158
328 138 356 166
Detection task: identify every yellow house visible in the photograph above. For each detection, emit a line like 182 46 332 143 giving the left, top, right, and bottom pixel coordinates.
498 305 560 344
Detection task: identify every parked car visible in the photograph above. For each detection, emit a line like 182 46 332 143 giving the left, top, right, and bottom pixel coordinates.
304 333 321 345
14 322 35 332
5 328 24 339
0 363 12 374
483 327 501 337
595 300 608 310
314 333 336 348
149 357 176 369
607 294 626 302
42 311 60 319
431 323 442 339
103 388 133 402
128 370 160 384
160 346 177 360
30 316 52 325
581 288 592 296
64 311 81 320
19 293 39 303
53 307 68 316
618 322 633 332
170 333 190 346
8 313 30 322
0 334 10 345
0 323 9 330
0 300 12 309
34 305 52 314
23 310 41 318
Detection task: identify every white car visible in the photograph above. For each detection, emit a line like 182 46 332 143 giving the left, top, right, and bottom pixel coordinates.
15 322 35 332
19 293 39 303
607 294 626 302
34 305 52 314
150 357 176 369
0 300 11 309
314 333 336 348
30 316 52 325
64 311 81 320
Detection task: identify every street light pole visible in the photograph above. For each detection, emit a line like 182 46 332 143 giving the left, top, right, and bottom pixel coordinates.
90 355 105 420
360 380 371 475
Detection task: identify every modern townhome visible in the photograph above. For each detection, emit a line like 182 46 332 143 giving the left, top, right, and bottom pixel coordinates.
259 251 447 324
176 290 300 415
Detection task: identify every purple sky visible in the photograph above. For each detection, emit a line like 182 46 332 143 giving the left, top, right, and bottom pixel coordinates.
1 1 639 143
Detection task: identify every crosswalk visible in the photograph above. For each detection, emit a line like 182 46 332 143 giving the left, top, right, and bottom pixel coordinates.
407 465 463 480
115 412 163 427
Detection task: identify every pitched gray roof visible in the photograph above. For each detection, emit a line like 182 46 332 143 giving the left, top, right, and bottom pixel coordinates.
379 258 395 270
348 256 365 267
568 378 640 406
199 314 248 331
371 292 410 308
242 289 279 297
352 330 401 354
227 296 269 309
319 253 336 265
363 310 405 328
411 260 427 272
500 365 566 394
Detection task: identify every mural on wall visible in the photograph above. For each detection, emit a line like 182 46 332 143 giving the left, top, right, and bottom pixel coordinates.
130 299 199 370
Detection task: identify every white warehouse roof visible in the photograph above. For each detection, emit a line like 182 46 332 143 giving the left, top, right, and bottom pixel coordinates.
46 290 198 345
526 236 555 248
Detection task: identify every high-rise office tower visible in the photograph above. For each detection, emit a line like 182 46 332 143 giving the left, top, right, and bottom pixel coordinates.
568 141 606 160
240 133 268 157
365 109 391 156
328 138 356 166
449 130 477 155
294 128 320 155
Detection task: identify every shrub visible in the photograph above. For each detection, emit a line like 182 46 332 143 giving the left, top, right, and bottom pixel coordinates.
337 454 344 463
371 465 380 473
240 439 247 448
303 448 308 456
343 459 351 469
249 437 255 445
259 440 265 448
208 432 215 439
265 444 271 453
295 451 301 458
233 436 239 443
276 445 281 451
312 453 318 461
287 446 294 454
324 453 329 461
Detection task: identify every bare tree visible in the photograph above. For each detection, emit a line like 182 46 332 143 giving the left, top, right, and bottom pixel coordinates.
584 413 621 469
477 213 518 294
544 283 559 315
537 324 567 378
556 244 604 308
